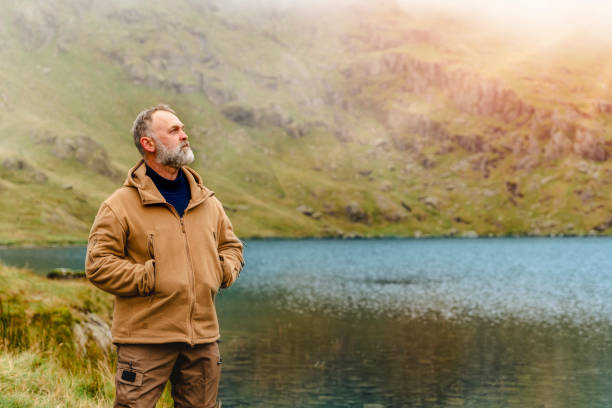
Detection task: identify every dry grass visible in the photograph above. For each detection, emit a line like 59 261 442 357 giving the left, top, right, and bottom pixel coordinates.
0 264 176 407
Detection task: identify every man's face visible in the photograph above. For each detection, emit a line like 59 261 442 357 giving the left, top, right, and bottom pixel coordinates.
149 110 194 168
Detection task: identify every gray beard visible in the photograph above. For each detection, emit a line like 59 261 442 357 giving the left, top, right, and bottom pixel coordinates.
154 139 195 168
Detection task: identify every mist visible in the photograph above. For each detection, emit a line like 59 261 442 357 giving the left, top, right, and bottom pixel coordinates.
220 0 612 45
398 0 612 41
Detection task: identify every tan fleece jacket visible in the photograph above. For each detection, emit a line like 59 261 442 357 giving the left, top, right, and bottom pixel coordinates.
85 160 244 345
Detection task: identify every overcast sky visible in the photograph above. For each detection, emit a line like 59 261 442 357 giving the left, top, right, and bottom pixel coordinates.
397 0 612 38
224 0 612 41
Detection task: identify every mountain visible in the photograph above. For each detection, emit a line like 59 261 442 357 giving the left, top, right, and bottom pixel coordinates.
1 0 612 244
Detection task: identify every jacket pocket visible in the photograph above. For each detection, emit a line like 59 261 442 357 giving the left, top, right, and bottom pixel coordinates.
147 234 157 301
147 233 155 260
215 254 224 285
213 233 224 285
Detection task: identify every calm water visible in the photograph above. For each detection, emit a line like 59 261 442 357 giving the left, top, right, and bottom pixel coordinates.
1 238 611 407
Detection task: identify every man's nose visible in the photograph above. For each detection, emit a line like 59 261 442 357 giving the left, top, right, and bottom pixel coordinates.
179 130 188 140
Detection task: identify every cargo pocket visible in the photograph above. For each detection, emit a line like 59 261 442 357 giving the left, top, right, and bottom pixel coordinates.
115 361 145 405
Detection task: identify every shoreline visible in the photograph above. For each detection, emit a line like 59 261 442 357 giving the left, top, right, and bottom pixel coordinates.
1 233 611 249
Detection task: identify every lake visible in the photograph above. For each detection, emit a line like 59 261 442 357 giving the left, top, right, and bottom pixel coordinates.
1 238 611 407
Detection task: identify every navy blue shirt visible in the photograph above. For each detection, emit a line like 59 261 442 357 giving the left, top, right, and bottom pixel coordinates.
146 164 191 218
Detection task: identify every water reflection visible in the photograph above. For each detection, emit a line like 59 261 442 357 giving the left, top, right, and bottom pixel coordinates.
219 289 612 407
216 239 612 407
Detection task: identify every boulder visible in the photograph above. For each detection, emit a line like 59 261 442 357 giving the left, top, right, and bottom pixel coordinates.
576 161 592 173
515 155 539 170
544 130 573 160
334 128 352 143
2 157 26 170
46 268 86 280
379 181 392 192
505 181 523 198
73 313 112 358
221 105 256 127
453 216 470 224
374 194 407 223
284 122 305 138
323 202 337 216
420 157 436 169
296 204 314 216
421 196 440 209
344 202 368 223
452 134 486 153
373 138 388 148
593 219 612 232
576 188 594 203
573 128 607 162
595 100 612 114
470 155 491 177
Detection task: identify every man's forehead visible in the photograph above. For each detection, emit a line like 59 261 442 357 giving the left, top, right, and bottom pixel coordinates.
151 110 183 128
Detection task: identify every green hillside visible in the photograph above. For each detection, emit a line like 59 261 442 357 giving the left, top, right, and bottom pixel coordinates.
1 0 612 244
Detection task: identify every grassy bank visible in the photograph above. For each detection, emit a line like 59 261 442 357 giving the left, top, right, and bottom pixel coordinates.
0 264 177 407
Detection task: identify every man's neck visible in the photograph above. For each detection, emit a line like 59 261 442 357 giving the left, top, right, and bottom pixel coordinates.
144 157 180 180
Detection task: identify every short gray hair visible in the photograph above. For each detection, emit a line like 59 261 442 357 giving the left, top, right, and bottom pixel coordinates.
131 104 176 155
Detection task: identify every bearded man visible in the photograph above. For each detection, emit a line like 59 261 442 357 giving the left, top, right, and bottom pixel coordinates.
86 104 244 408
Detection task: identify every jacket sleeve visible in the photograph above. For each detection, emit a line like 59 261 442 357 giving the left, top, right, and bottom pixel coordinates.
85 202 155 297
216 200 244 288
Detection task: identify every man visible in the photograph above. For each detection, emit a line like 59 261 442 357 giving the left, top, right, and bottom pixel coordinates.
86 104 244 407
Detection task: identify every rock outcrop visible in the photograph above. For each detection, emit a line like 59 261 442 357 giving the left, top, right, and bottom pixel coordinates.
51 135 121 179
1 157 48 184
73 312 112 357
356 53 534 124
221 104 307 137
573 128 607 162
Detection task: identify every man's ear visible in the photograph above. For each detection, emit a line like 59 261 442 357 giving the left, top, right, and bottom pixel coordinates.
140 136 156 154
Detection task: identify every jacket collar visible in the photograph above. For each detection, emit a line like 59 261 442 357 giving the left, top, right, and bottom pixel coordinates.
124 159 214 209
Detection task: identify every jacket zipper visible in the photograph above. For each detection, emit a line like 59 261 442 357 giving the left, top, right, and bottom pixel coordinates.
180 216 196 347
162 203 196 346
